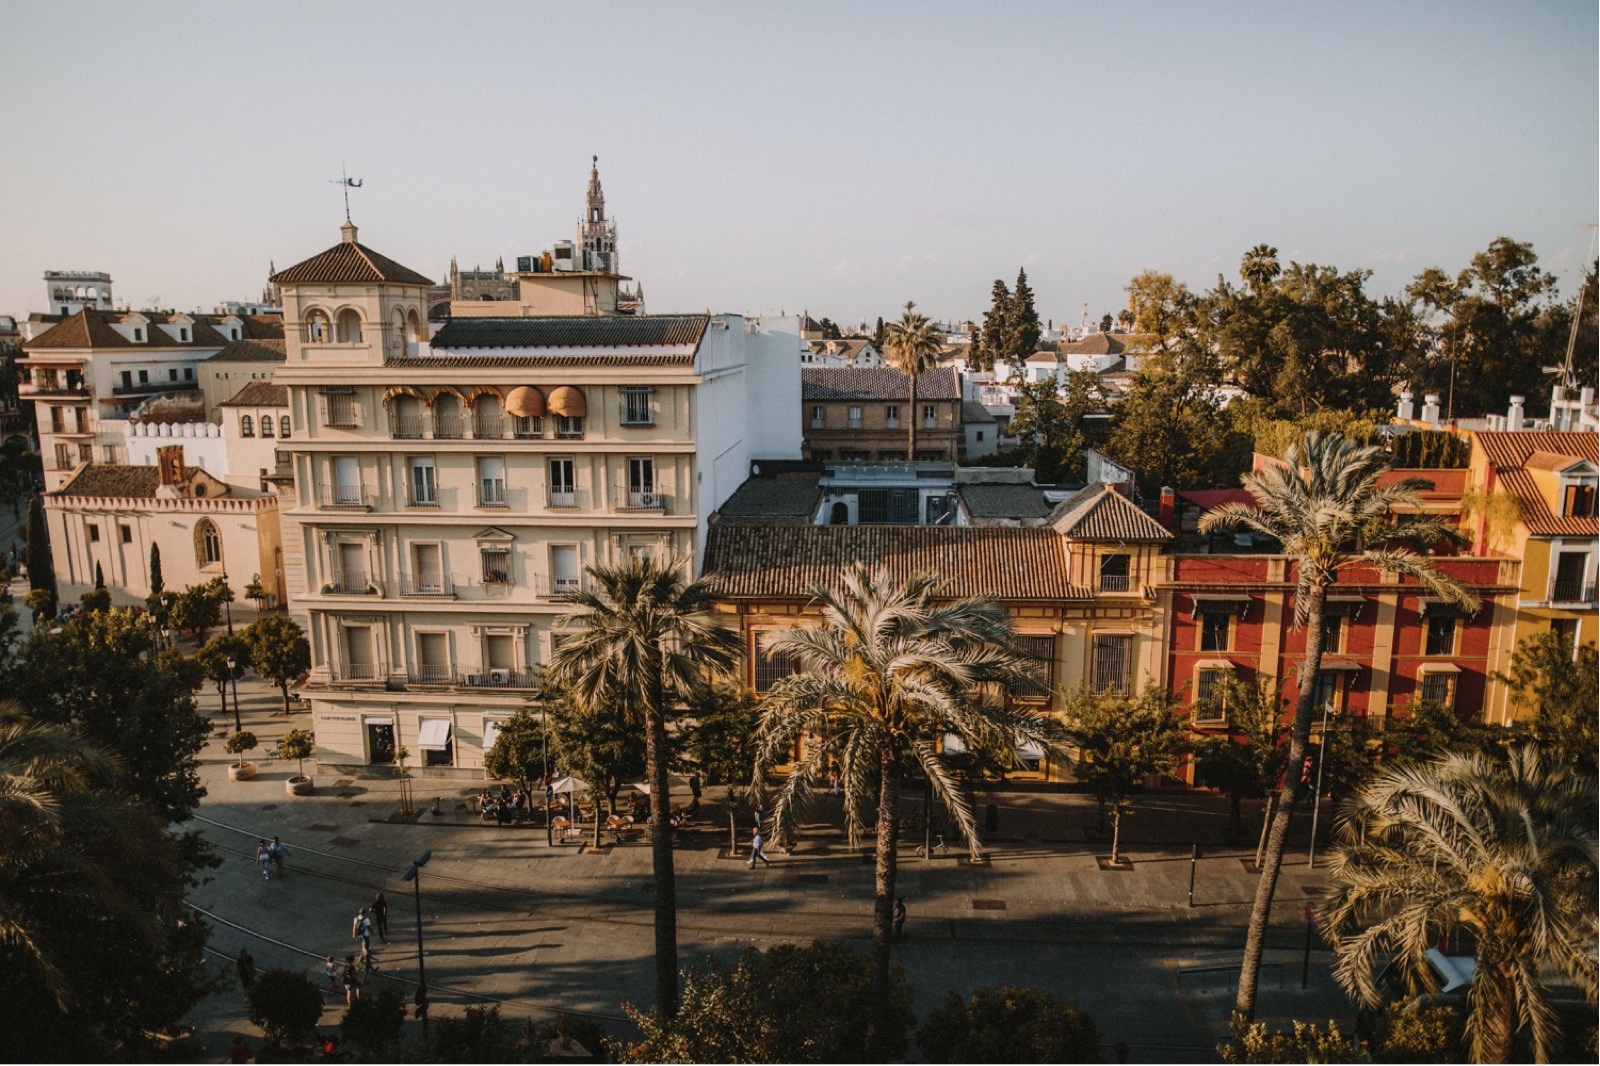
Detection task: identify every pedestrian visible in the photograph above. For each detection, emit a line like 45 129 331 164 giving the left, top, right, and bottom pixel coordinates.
371 891 389 942
829 767 841 796
341 956 360 1006
688 773 702 802
893 897 907 939
255 840 272 880
358 939 378 974
352 907 371 949
229 1035 254 1064
236 947 256 993
748 828 771 868
323 955 339 991
269 836 287 877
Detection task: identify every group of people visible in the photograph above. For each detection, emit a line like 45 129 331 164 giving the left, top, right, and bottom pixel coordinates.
254 837 288 880
479 785 534 824
334 892 390 1000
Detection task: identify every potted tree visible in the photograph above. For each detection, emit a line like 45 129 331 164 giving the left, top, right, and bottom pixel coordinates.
278 729 315 795
225 729 258 781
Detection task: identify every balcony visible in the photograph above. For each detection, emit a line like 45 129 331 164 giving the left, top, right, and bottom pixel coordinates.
318 484 376 511
475 483 525 509
403 484 440 508
399 573 455 598
1549 578 1597 605
322 571 377 596
532 573 587 598
1099 574 1131 593
389 414 424 439
459 668 537 690
433 415 464 440
614 486 668 513
406 665 455 686
329 661 387 683
473 416 506 439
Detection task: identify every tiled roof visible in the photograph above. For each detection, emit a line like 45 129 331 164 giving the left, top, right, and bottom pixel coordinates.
24 309 129 349
961 401 997 424
1476 431 1599 537
959 483 1052 520
428 315 709 351
1053 484 1172 541
271 239 434 287
389 353 695 369
716 474 823 524
240 315 285 340
207 338 286 362
24 308 242 351
51 464 162 499
703 524 1085 601
221 382 288 408
802 367 960 402
1062 333 1127 356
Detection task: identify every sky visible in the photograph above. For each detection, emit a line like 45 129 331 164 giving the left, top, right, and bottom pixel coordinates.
2 1 1595 331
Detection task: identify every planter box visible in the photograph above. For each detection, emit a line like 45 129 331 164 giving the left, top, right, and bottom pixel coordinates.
286 775 314 796
227 762 257 782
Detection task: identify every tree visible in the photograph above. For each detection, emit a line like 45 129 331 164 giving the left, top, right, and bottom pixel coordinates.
1240 244 1282 296
341 987 406 1058
677 681 760 799
546 556 739 1019
1325 746 1597 1064
753 564 1056 1056
1217 1017 1361 1063
225 730 257 769
25 496 53 599
483 706 548 791
872 316 885 351
243 576 266 610
619 941 915 1063
916 986 1102 1063
1108 348 1248 492
1197 431 1478 1024
277 729 314 779
1060 686 1187 864
1007 268 1042 362
245 614 311 716
195 632 250 723
23 588 54 626
881 301 943 460
247 968 324 1048
1191 676 1290 838
0 707 212 1055
92 562 104 591
168 583 222 642
977 279 1010 372
147 543 163 599
1495 631 1598 767
1099 312 1114 333
545 679 647 814
1005 370 1104 482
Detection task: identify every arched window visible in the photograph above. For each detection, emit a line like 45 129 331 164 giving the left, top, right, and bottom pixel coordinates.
335 309 364 343
196 519 222 568
279 415 292 439
305 308 331 342
241 415 254 437
406 309 424 357
260 414 274 438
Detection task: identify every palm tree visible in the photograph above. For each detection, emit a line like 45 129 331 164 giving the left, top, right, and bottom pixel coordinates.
753 564 1058 1056
882 301 944 460
1198 431 1479 1023
546 556 739 1019
1325 746 1597 1064
1240 244 1281 296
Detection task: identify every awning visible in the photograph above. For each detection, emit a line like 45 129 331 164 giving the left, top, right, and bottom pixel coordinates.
482 719 505 751
1416 662 1461 674
1323 594 1366 618
547 385 587 418
417 719 452 751
506 385 546 418
1191 593 1251 617
942 732 967 755
1421 597 1467 618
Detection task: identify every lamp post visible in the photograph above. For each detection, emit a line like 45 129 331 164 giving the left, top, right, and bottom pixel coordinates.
401 850 432 1037
1307 698 1334 869
225 656 242 734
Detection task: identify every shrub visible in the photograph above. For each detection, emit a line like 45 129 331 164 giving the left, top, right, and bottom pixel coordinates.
246 968 323 1048
916 986 1101 1063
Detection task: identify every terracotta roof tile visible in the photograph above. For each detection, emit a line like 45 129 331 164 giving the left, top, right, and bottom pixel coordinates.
1061 333 1127 356
802 367 960 402
51 464 162 499
220 382 288 407
428 314 708 351
24 309 259 352
1476 431 1599 537
703 524 1084 600
271 240 433 287
959 483 1052 520
241 314 285 339
1053 484 1172 541
207 338 286 363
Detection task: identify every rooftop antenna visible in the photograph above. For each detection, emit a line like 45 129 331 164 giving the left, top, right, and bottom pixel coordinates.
1542 222 1597 400
329 163 363 222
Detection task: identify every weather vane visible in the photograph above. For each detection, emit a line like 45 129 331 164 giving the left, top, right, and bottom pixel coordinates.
329 164 363 222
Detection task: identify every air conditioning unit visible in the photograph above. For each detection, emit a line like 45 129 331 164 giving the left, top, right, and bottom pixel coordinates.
489 668 511 686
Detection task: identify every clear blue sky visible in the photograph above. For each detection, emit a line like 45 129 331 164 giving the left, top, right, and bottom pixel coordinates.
2 1 1594 329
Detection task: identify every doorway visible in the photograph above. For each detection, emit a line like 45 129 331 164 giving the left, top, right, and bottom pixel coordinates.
365 719 395 765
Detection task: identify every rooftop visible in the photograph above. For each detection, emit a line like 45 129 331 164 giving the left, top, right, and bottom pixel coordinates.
220 381 288 408
802 366 961 402
426 314 709 353
206 338 286 363
270 225 434 287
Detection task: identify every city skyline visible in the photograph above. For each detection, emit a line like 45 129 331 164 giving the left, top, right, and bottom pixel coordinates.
2 0 1594 327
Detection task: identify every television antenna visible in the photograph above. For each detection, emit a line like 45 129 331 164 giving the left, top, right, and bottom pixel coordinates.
329 164 363 222
1541 223 1597 399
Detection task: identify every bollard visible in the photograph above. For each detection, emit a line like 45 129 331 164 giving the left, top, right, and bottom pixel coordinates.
1187 844 1198 907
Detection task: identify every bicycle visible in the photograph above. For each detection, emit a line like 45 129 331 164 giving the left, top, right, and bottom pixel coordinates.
914 833 949 857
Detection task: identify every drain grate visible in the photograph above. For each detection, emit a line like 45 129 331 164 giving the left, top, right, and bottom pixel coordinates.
329 836 361 848
971 898 1007 911
795 873 830 884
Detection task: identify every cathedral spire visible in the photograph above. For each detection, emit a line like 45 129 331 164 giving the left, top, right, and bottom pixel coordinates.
586 155 605 223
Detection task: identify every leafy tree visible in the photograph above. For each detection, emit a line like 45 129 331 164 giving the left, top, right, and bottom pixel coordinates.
92 562 104 591
1060 685 1187 863
546 556 739 1019
340 987 406 1058
195 632 250 722
977 278 1010 372
1325 746 1597 1064
398 1004 530 1063
225 730 258 769
816 316 842 340
23 587 54 626
916 986 1102 1063
678 681 760 797
243 577 266 609
1005 370 1105 482
1192 676 1290 837
1495 631 1598 767
24 496 52 599
1108 348 1248 492
1198 432 1478 1024
14 607 208 823
483 706 549 791
247 968 324 1048
1099 312 1114 333
168 583 222 641
1124 269 1195 341
1366 1001 1463 1064
872 316 885 351
881 301 944 460
545 679 647 814
1007 268 1042 362
277 729 314 778
147 543 163 599
1217 1017 1361 1063
620 941 915 1063
244 614 311 716
77 586 110 614
754 564 1056 1056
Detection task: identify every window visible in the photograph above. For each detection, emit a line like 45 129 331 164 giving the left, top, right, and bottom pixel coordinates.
1199 612 1230 652
87 524 100 542
922 404 936 428
1099 553 1131 592
550 544 580 593
481 549 511 585
477 456 507 507
260 414 274 438
410 543 445 595
77 442 92 463
1015 635 1055 694
197 519 222 567
50 408 64 432
184 367 194 381
847 406 862 429
753 636 798 692
554 415 584 439
138 370 149 384
53 443 72 468
241 415 254 437
414 633 451 684
621 387 652 425
1425 616 1456 656
324 391 356 428
1419 670 1456 708
408 457 437 506
280 415 291 439
513 414 543 439
473 395 504 439
133 328 143 342
885 405 899 429
1551 551 1591 603
120 370 132 388
305 309 329 342
1194 667 1231 725
178 328 189 342
1320 615 1343 655
627 457 656 507
548 457 576 507
810 405 824 429
168 368 178 381
1092 635 1133 695
857 488 919 524
1562 481 1597 518
1314 671 1342 713
334 309 363 343
120 524 132 543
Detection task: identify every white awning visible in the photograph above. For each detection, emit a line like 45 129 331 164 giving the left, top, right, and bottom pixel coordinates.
418 719 452 751
482 719 504 751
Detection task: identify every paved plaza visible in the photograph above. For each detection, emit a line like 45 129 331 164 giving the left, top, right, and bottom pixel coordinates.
183 670 1355 1062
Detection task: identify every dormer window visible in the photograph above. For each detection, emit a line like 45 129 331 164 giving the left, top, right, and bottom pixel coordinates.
1562 480 1597 518
179 328 189 342
133 328 144 342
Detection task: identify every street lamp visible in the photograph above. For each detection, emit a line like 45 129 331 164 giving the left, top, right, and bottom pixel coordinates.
1307 698 1335 869
225 656 242 734
401 849 433 1036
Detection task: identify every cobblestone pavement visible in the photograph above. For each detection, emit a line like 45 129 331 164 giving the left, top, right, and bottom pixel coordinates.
183 672 1355 1062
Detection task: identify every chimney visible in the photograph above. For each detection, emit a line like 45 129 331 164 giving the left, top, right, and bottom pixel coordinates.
1421 394 1441 425
1507 395 1525 431
1159 487 1177 532
1396 390 1414 421
1582 386 1596 407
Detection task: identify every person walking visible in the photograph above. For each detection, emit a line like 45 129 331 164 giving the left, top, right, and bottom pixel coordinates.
893 897 907 939
236 947 256 995
341 956 360 1006
358 939 379 975
352 907 372 950
323 955 339 991
371 892 389 942
829 766 841 796
748 828 771 869
269 836 287 877
255 840 272 880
